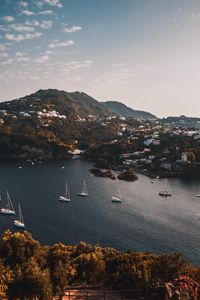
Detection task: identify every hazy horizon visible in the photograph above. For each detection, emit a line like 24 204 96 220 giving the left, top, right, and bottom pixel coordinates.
0 0 200 117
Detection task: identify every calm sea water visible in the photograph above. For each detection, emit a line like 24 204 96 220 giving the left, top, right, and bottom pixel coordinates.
0 160 200 264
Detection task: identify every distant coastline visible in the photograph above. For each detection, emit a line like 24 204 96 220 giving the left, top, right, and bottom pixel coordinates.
0 89 200 179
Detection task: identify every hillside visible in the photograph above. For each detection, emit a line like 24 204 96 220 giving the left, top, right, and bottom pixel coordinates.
0 89 112 119
0 89 123 160
103 100 157 120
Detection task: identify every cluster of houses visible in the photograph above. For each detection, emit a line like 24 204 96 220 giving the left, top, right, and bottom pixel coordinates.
0 108 67 120
0 104 200 177
116 120 200 177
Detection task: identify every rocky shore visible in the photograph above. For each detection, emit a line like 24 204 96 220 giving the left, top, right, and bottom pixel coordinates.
90 168 116 180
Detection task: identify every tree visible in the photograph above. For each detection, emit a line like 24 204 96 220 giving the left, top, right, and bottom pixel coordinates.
151 253 188 284
0 230 52 300
47 243 75 299
0 259 13 299
75 250 105 285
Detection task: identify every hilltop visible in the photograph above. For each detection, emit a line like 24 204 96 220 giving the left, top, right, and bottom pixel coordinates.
103 100 157 120
0 89 127 160
0 89 112 119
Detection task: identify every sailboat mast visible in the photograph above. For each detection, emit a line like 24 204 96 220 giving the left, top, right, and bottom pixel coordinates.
18 204 21 221
66 182 70 199
117 182 121 198
84 180 88 194
7 191 13 210
19 204 24 224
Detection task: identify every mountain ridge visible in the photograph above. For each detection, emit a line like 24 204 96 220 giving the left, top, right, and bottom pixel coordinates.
103 100 157 120
0 89 156 120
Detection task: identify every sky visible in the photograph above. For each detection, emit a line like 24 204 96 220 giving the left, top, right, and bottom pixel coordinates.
0 0 200 117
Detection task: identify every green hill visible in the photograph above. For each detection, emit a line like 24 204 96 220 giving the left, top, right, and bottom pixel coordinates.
103 100 157 120
0 89 122 160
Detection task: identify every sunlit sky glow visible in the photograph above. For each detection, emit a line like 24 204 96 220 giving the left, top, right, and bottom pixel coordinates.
0 0 200 117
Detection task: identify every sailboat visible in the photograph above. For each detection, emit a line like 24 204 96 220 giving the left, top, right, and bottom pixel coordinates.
78 180 88 197
0 191 15 215
159 178 172 197
14 204 25 229
59 181 71 202
112 181 122 203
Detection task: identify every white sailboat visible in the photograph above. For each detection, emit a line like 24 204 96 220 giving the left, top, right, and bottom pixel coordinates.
159 191 172 197
159 178 172 197
59 181 71 202
112 182 122 203
0 191 15 215
78 180 88 197
14 204 25 229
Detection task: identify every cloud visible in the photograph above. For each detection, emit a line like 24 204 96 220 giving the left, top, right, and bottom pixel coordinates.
19 1 28 7
2 58 13 65
64 25 82 33
43 0 62 8
49 40 74 48
15 52 30 61
10 23 35 32
0 25 10 32
144 65 156 71
24 20 52 29
112 63 125 67
102 68 138 85
64 60 94 71
5 32 42 42
0 44 6 51
35 0 62 8
35 55 49 63
191 13 200 21
21 10 35 16
25 20 40 26
16 51 26 57
39 10 53 15
16 56 30 62
29 75 39 80
3 16 15 22
40 20 53 29
0 52 8 58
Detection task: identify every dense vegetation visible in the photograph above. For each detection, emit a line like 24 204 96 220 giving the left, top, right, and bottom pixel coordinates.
0 90 124 160
0 230 200 299
103 100 156 119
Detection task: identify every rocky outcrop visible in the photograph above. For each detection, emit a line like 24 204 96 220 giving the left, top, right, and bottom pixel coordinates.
118 170 138 181
90 168 115 179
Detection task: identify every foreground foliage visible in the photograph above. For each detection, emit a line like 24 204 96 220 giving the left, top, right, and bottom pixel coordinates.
0 230 199 299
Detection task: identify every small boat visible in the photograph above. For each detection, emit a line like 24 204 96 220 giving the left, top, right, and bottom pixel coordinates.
72 155 80 160
14 204 25 229
111 196 122 203
59 181 71 202
159 191 172 197
0 191 15 215
112 182 122 203
78 180 88 197
159 178 172 197
196 194 200 198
